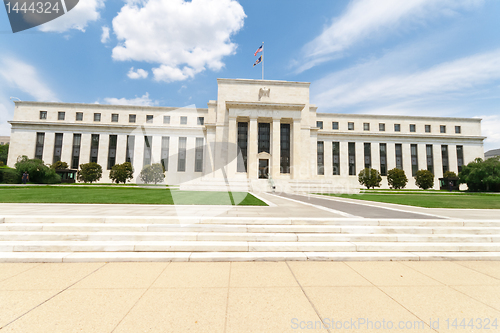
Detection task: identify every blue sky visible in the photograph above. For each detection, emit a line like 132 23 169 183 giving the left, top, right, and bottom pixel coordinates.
1 0 499 150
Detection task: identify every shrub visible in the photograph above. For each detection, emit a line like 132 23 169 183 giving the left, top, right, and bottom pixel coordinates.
459 157 500 192
109 162 134 184
443 171 457 179
358 168 382 189
387 168 408 189
0 167 19 184
51 161 69 170
0 143 8 165
139 163 165 184
14 156 61 184
77 163 103 183
415 169 434 190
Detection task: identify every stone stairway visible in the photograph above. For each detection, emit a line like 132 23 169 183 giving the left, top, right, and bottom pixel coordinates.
1 216 500 262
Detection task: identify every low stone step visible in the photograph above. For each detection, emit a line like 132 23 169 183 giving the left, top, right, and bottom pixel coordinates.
0 232 498 243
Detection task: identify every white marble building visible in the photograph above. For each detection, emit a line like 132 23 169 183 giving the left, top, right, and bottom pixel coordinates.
7 78 485 190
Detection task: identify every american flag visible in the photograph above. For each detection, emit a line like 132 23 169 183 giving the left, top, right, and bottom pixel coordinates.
254 45 263 56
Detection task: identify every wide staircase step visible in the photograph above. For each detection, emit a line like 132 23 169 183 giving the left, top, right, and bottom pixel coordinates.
0 216 499 261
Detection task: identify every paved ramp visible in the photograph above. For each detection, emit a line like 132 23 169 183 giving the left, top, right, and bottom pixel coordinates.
276 193 442 219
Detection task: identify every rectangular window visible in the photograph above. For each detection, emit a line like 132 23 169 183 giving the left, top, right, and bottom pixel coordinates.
332 142 340 175
58 112 65 121
39 111 47 120
71 134 82 169
316 121 323 129
163 115 170 124
146 115 153 123
455 126 461 134
411 144 418 176
457 145 464 173
197 117 204 125
395 143 403 169
94 113 101 122
90 134 99 163
348 122 354 131
440 125 446 133
107 135 117 170
195 137 204 172
380 143 387 176
143 136 152 166
317 141 324 175
71 134 81 169
258 123 270 153
364 143 371 169
425 125 431 133
442 145 449 174
180 116 187 125
379 123 385 131
129 114 136 123
35 133 45 160
363 123 370 131
426 144 434 174
394 124 401 132
52 133 63 164
410 124 416 132
126 135 135 164
348 142 356 175
76 112 83 121
178 137 187 172
237 122 248 172
111 114 119 122
161 136 170 171
280 123 290 174
332 122 339 130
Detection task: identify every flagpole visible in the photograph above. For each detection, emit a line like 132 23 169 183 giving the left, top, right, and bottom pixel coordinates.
262 42 264 80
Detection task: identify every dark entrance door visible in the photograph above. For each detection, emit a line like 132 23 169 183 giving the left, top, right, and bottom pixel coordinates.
259 159 269 179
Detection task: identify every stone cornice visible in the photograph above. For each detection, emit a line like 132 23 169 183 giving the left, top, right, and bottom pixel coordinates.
225 101 305 111
217 78 310 87
317 131 485 141
317 112 482 122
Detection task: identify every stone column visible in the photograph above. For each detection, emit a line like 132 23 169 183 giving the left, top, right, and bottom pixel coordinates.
448 144 458 175
248 117 258 179
355 141 364 176
402 143 412 180
340 141 349 177
227 117 238 177
324 140 333 177
79 133 91 165
387 142 396 172
417 144 427 175
151 135 162 165
116 134 127 165
60 132 73 166
98 134 109 170
271 118 281 179
42 132 55 165
133 136 145 180
291 119 301 179
371 142 380 173
433 144 443 189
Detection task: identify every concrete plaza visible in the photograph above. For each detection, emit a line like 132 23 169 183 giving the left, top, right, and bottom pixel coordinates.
1 261 500 332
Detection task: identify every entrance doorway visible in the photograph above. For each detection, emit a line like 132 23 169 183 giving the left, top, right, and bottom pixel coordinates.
259 159 269 179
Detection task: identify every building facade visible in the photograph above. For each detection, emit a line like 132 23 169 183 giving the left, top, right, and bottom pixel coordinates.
0 136 10 145
7 78 485 190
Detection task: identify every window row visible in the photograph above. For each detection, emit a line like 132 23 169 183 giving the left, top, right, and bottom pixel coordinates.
316 141 464 177
39 111 204 125
316 121 461 134
34 133 204 173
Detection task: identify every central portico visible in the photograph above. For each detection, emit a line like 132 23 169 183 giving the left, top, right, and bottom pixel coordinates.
207 78 315 181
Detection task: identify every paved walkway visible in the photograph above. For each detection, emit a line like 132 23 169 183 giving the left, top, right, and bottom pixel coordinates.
1 261 499 332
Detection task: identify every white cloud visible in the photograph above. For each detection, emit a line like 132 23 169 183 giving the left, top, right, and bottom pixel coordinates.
127 67 149 79
298 0 483 72
39 0 105 33
101 26 110 43
111 0 245 82
103 93 158 106
0 58 58 102
479 115 500 152
313 49 500 110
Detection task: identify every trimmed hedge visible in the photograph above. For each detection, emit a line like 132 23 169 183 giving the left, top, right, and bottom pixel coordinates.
0 167 20 184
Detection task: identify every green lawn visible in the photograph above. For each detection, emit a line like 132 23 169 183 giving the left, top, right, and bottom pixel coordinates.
323 192 500 209
0 186 266 206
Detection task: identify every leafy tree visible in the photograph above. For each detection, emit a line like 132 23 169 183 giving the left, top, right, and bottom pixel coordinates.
0 161 4 167
109 162 134 184
443 171 458 179
77 162 102 183
51 161 69 170
0 143 8 165
415 169 434 190
459 157 500 192
387 168 408 189
358 168 382 189
0 167 19 184
139 163 165 184
14 156 61 184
